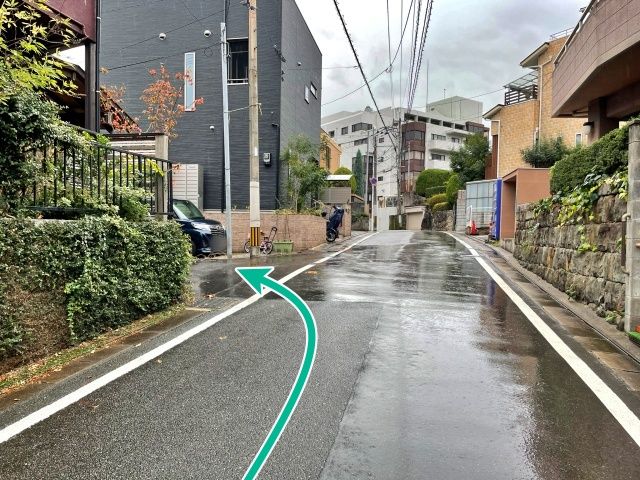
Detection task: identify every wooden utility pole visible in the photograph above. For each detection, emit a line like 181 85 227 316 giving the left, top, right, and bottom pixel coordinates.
248 0 261 257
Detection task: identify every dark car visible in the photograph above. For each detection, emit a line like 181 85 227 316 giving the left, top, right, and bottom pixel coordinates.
171 199 227 256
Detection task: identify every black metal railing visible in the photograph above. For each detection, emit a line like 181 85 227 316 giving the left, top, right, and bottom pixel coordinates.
504 85 538 105
23 141 173 216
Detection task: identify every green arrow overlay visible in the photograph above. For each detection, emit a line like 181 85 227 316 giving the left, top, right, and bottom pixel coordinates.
235 267 318 480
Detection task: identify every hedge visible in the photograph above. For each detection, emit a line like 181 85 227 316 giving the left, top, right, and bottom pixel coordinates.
432 202 450 212
427 193 448 208
415 169 451 197
551 125 629 193
445 173 461 205
0 217 192 363
422 185 446 198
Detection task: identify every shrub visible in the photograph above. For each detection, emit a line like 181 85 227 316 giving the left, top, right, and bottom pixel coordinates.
427 193 448 208
521 137 569 168
415 169 451 197
333 166 357 192
445 173 461 205
432 202 450 212
550 125 629 193
0 217 192 361
422 185 446 198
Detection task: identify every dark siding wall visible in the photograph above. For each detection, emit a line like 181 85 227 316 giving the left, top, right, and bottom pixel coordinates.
279 0 323 200
100 0 284 210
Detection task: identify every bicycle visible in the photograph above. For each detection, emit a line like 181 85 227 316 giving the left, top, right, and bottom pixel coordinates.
244 226 278 255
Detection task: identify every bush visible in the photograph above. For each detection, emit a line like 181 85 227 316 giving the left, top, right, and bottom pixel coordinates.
333 166 356 192
432 202 450 212
422 185 446 198
445 173 461 205
521 137 569 168
0 217 192 361
427 193 448 208
415 169 451 197
551 125 629 193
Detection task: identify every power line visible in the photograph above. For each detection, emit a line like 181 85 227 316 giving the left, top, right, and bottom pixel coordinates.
409 0 434 109
322 0 416 107
332 0 397 155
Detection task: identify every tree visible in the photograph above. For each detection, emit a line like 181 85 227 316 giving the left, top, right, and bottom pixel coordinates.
521 137 569 168
283 135 328 212
140 65 203 139
0 0 76 104
352 150 365 197
445 173 461 205
450 133 490 185
100 84 141 133
415 169 451 197
333 166 357 193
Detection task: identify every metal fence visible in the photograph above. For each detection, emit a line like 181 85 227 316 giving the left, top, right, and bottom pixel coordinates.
25 141 173 216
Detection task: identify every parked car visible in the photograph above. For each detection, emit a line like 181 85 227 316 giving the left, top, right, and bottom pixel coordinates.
171 199 226 256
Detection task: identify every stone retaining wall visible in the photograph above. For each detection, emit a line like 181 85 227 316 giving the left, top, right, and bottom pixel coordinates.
433 210 455 231
513 187 626 315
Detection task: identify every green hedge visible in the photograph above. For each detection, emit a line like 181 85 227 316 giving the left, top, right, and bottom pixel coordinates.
0 217 192 361
427 193 448 208
432 202 450 212
415 169 451 197
445 173 461 205
422 185 446 198
551 125 629 193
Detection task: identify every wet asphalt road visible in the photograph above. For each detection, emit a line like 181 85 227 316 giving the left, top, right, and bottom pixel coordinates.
1 231 640 479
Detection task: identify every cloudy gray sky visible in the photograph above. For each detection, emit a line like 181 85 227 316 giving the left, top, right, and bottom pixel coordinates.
296 0 587 118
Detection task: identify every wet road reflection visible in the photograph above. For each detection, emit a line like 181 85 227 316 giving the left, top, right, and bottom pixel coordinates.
284 231 639 480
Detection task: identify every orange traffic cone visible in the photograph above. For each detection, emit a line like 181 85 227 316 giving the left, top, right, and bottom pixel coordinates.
470 220 478 236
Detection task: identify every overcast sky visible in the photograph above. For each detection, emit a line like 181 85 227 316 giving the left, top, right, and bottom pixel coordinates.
296 0 586 118
60 0 587 120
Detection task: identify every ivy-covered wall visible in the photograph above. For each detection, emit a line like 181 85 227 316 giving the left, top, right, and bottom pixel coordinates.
514 183 626 320
0 217 192 373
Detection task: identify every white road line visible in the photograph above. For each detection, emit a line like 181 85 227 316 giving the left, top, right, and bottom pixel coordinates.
0 232 378 445
447 233 640 447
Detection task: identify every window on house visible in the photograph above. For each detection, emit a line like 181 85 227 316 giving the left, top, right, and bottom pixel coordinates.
341 126 348 135
305 85 310 103
378 176 383 181
310 82 318 98
184 52 196 111
431 134 446 141
575 133 582 146
379 137 385 143
354 138 368 146
430 119 441 126
227 38 248 84
404 130 425 141
431 153 445 160
329 130 335 138
443 122 452 128
451 137 461 144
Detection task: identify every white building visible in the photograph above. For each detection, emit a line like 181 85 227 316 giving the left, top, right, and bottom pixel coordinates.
321 97 486 230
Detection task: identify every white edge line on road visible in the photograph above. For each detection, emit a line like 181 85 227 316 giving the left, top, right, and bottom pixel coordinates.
0 232 378 445
447 233 640 447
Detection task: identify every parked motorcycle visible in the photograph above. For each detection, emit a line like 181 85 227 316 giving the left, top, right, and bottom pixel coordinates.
324 206 344 243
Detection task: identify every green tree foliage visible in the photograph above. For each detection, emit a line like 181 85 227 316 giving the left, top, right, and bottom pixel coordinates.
415 169 451 197
551 125 629 193
352 150 365 197
521 137 569 168
450 133 490 185
445 173 461 205
0 0 76 103
333 166 357 192
426 193 448 208
283 135 328 212
0 91 84 213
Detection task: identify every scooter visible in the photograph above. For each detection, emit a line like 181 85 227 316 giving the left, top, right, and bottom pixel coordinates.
324 206 344 243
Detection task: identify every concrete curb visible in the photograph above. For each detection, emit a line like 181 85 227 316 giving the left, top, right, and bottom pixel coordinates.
460 233 640 366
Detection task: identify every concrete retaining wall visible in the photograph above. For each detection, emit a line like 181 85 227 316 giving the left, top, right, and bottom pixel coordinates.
513 187 626 315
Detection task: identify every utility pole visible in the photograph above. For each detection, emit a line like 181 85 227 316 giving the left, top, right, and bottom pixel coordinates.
365 128 371 222
248 0 261 257
220 22 233 259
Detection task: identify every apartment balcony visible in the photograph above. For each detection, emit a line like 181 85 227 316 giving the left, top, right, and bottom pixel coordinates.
503 71 538 106
553 0 640 120
426 139 462 152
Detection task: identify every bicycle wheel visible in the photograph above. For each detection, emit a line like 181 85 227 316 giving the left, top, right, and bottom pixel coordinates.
260 241 273 255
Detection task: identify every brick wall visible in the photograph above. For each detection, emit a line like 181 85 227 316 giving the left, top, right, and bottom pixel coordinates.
491 101 539 177
204 209 351 252
513 187 626 316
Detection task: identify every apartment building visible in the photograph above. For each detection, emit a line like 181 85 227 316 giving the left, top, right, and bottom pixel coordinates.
321 97 485 229
484 34 585 179
101 0 321 211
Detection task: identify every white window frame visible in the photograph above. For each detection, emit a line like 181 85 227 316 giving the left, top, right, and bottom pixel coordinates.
184 52 196 111
575 133 582 146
